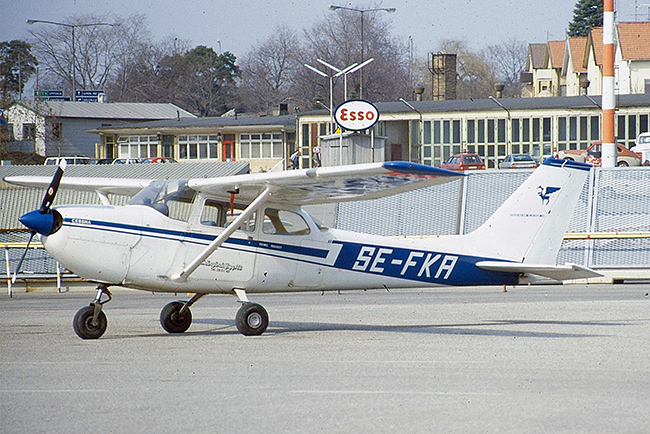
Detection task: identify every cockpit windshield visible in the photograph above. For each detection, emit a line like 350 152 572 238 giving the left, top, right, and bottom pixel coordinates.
128 180 196 220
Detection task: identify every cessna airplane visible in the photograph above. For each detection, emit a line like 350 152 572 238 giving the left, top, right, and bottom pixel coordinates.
5 158 600 339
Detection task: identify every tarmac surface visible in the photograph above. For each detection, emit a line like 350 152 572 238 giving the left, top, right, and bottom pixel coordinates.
2 283 650 433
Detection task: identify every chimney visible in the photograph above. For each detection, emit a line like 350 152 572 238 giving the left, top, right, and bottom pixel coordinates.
495 82 505 98
414 86 425 101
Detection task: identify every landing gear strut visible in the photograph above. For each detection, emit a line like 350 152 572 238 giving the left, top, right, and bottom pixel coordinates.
73 284 111 339
160 293 205 334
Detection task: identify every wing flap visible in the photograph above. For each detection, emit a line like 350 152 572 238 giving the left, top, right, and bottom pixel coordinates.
476 261 603 281
189 161 462 205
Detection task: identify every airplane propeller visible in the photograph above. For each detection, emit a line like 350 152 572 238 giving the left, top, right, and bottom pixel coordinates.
12 160 66 283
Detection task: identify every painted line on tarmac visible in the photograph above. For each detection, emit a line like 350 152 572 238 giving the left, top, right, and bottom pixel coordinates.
291 390 502 396
0 389 109 393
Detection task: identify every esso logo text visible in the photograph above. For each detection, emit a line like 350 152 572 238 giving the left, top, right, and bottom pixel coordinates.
334 100 379 131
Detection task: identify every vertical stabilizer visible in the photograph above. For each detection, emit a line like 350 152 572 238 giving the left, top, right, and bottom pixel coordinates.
464 158 591 264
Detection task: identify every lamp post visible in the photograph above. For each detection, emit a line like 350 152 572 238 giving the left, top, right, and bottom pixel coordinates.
329 5 395 99
26 19 119 100
304 63 334 132
489 95 511 159
399 98 423 163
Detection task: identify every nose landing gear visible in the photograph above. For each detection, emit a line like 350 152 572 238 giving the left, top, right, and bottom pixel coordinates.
73 284 111 339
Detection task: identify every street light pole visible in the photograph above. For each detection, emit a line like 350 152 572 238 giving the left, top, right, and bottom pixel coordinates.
26 19 119 100
339 58 373 100
399 98 423 163
304 63 334 132
329 5 395 99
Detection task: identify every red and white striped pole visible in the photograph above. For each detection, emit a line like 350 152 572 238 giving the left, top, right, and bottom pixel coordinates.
602 0 617 167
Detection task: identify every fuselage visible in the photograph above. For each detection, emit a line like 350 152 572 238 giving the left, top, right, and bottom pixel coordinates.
41 198 518 294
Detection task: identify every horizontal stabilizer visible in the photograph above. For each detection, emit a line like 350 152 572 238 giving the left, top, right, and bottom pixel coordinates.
476 261 602 281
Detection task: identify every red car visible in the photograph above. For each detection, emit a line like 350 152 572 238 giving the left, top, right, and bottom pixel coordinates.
556 142 641 167
140 157 177 164
440 154 486 171
584 143 641 167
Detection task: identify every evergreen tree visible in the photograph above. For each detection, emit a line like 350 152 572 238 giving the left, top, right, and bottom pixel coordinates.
0 40 38 101
568 0 604 37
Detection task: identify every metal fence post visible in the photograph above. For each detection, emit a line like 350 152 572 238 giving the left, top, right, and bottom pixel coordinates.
5 247 12 298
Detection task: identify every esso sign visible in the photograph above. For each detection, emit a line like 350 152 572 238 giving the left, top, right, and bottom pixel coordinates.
334 100 379 131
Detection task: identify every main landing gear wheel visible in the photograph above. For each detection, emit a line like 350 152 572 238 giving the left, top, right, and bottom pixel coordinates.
73 305 108 339
160 301 192 333
235 302 269 336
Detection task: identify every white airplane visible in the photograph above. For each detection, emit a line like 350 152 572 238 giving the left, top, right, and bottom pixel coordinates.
5 158 600 339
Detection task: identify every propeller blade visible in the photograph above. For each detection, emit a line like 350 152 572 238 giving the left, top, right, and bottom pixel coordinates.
12 231 35 284
39 160 66 214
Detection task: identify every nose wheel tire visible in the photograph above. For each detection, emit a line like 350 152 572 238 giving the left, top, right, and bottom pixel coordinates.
160 301 192 333
235 302 269 336
73 305 108 339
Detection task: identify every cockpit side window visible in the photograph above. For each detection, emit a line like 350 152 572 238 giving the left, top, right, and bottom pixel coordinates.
200 199 256 232
262 208 310 235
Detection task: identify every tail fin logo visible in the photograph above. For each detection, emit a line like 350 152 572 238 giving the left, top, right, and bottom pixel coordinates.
537 186 561 204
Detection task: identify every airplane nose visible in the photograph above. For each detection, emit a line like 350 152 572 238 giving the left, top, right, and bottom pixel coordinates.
19 210 55 235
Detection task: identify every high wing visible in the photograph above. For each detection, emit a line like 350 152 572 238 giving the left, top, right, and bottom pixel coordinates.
4 176 152 197
476 261 602 281
189 161 463 205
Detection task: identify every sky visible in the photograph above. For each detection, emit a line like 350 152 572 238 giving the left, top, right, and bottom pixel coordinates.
1 1 645 66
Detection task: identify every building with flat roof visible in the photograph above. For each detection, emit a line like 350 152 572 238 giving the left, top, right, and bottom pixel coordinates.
89 113 297 173
297 93 650 169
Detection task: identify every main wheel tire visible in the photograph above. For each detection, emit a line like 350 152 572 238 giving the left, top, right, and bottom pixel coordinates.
235 303 269 336
160 301 192 333
616 160 629 167
73 305 108 339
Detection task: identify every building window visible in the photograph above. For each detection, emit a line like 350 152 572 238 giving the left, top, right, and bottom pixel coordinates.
51 123 62 140
177 135 220 160
104 134 116 158
118 135 158 159
240 133 283 159
22 123 35 140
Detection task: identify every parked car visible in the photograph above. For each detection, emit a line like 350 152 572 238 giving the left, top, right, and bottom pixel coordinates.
556 142 640 166
44 156 90 165
584 142 641 166
440 154 485 171
498 154 537 169
140 157 177 164
89 158 114 165
631 132 650 165
111 158 140 165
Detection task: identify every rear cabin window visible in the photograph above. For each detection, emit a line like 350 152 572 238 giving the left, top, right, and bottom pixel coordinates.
262 209 310 235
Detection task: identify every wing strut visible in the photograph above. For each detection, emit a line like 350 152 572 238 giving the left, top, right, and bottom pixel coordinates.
171 185 275 283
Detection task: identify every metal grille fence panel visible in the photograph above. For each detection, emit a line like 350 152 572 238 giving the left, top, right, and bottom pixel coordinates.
338 167 650 271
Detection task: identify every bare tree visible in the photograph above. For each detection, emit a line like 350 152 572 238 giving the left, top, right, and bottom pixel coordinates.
28 13 131 96
107 35 192 103
302 6 410 106
485 38 528 98
238 25 302 113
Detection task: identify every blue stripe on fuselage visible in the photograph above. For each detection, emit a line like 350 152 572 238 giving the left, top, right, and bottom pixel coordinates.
62 218 329 259
61 218 517 285
331 240 518 286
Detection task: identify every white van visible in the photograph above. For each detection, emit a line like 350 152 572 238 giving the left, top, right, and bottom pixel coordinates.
631 133 650 165
44 157 90 165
